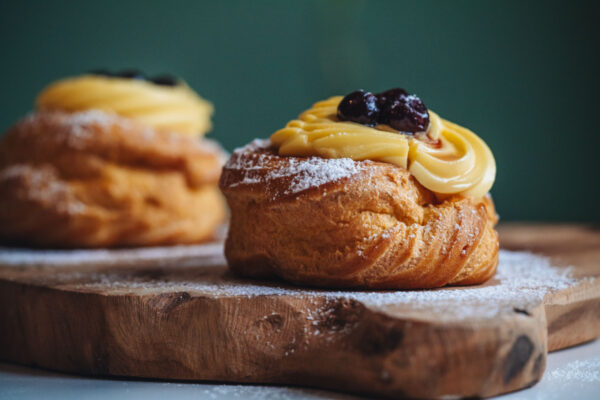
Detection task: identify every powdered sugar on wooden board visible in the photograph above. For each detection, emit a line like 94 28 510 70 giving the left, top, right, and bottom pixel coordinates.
0 242 225 268
545 359 600 383
225 139 367 195
0 246 578 320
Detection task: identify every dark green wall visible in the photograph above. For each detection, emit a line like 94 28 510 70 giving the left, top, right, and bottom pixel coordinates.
1 1 598 221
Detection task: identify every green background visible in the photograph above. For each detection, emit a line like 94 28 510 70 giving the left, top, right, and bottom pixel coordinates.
1 1 598 222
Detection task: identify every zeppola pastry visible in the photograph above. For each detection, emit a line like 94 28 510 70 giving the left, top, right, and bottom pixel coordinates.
220 89 498 289
0 71 226 247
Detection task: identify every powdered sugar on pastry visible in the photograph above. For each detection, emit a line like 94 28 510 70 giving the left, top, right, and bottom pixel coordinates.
224 139 366 196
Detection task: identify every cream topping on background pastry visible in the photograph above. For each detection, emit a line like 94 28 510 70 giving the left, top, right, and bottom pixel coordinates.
36 73 213 137
270 92 496 197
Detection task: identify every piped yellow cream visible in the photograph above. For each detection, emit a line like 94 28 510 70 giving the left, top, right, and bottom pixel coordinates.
36 75 213 137
270 96 496 197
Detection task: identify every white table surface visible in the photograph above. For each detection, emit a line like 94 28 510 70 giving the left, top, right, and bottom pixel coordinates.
1 339 598 400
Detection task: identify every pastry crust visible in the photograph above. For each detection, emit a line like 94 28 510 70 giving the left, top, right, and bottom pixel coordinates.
0 111 226 248
220 140 499 289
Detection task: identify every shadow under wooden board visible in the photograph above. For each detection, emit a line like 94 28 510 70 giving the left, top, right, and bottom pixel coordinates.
0 224 598 399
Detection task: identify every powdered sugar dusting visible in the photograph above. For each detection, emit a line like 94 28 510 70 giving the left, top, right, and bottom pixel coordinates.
279 157 363 194
20 109 123 129
17 110 132 150
546 359 600 383
65 110 130 147
0 242 224 268
0 247 581 320
67 109 125 128
192 384 356 399
225 139 365 196
231 138 271 154
0 164 86 215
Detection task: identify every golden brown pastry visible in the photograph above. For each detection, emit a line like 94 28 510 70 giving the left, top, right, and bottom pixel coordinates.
0 72 225 248
220 89 499 289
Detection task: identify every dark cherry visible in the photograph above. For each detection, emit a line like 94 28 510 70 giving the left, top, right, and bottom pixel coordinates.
89 69 115 77
118 69 145 80
382 94 429 133
88 69 179 87
337 87 430 133
150 74 178 86
376 88 408 109
337 90 380 126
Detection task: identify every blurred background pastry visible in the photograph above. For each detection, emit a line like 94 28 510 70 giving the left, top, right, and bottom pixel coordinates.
0 71 226 247
220 88 498 289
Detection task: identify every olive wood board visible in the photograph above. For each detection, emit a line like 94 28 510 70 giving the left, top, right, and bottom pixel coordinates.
0 224 598 399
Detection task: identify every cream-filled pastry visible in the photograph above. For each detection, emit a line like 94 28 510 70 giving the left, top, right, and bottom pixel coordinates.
220 88 499 289
0 70 225 248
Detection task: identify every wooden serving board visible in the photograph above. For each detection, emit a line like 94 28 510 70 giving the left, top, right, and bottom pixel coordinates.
0 224 598 399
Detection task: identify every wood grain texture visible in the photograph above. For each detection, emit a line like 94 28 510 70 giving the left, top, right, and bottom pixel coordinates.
0 224 598 399
498 224 600 351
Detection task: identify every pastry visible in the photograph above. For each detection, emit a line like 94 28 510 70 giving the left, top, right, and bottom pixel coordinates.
0 71 226 248
220 89 498 289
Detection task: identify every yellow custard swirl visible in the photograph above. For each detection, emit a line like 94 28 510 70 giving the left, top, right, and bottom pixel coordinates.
270 96 496 197
36 75 213 137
